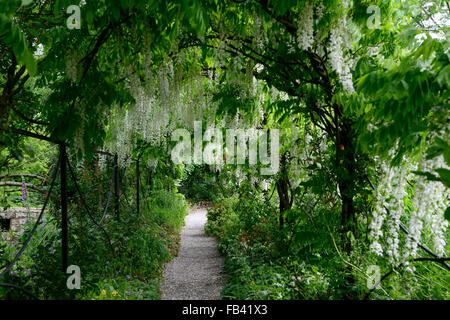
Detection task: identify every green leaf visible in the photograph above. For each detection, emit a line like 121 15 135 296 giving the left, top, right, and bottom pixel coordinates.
21 0 33 7
445 207 450 222
2 16 37 76
434 137 450 166
22 48 37 76
436 65 450 88
112 5 120 21
411 171 440 182
435 168 450 188
294 230 316 243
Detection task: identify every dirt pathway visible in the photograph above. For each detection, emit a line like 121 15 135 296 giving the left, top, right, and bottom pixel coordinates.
161 207 225 300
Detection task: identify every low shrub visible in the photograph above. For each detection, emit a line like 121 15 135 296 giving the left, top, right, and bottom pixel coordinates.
0 188 188 300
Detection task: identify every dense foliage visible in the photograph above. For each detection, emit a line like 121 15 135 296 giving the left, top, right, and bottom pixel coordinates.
0 155 187 299
205 177 449 299
0 0 448 300
179 165 222 202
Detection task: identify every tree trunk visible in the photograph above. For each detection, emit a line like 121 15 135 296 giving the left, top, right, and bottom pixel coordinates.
276 153 292 230
0 55 18 125
336 118 359 298
336 121 357 253
336 119 356 248
0 102 8 124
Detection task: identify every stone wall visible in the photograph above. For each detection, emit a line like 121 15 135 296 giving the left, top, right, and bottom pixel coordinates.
0 207 40 238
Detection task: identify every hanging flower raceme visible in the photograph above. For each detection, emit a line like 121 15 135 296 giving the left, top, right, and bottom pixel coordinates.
297 3 314 51
253 14 268 51
369 154 449 265
104 46 219 166
328 25 355 94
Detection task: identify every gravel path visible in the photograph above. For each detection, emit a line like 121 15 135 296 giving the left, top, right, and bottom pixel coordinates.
161 207 225 300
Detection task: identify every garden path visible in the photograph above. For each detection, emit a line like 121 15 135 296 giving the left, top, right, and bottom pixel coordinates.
161 206 225 300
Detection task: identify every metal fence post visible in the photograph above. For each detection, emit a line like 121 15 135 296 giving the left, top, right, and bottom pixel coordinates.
59 143 68 272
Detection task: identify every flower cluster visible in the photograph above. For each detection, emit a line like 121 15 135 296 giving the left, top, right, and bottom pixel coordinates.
405 156 449 257
253 14 268 50
316 4 325 23
297 3 314 51
369 154 449 264
105 46 220 166
329 25 355 94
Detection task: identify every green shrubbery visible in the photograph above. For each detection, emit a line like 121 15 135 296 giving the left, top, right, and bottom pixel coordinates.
179 165 221 203
205 191 337 300
0 182 187 299
205 183 450 300
148 190 188 231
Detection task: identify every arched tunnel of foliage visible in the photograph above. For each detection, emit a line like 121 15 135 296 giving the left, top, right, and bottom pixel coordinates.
0 0 448 300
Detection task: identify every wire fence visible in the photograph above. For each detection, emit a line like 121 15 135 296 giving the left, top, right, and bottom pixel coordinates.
0 127 148 299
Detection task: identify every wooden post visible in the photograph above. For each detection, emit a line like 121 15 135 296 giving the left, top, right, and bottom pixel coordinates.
59 143 68 272
114 154 119 221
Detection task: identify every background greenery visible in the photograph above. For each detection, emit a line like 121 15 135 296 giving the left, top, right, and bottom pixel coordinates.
0 0 448 300
0 152 187 300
